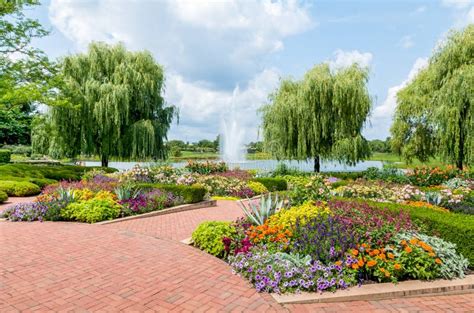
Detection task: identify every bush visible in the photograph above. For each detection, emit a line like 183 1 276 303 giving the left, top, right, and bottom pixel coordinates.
247 181 268 195
185 160 227 174
324 171 365 180
0 149 11 163
268 201 330 229
0 190 8 203
136 183 206 203
363 167 410 184
192 221 235 257
0 181 41 196
1 202 48 221
1 145 32 156
61 198 121 223
346 198 474 266
252 178 287 191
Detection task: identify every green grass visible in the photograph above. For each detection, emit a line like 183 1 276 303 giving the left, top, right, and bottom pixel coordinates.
369 152 448 169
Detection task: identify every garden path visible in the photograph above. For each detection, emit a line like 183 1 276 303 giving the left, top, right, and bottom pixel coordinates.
0 199 473 312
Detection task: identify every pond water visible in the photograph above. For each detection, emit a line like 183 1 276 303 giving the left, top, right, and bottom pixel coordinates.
84 159 384 172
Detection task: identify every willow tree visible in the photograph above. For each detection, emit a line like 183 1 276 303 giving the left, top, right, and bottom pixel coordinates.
44 42 175 167
391 25 473 169
261 63 372 172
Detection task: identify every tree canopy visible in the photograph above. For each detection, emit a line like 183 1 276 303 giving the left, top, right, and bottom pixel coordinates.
391 25 473 169
37 42 176 166
261 63 372 172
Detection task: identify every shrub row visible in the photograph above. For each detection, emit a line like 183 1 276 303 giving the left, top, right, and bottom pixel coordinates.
0 190 8 203
252 178 287 191
324 171 365 180
0 149 11 163
342 198 474 267
0 181 41 196
136 183 206 204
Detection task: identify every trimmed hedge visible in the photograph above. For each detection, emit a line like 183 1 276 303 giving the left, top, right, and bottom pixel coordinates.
0 181 41 196
0 149 11 163
252 178 287 191
0 190 8 203
136 183 206 204
338 198 474 267
324 171 365 180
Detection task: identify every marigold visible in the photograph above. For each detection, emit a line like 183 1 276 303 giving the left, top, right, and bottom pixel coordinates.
410 238 419 245
358 259 364 267
404 246 412 253
429 252 436 257
435 258 442 264
385 271 391 278
373 249 380 256
335 260 342 266
387 253 395 259
352 249 359 256
394 263 401 270
401 240 407 246
367 260 377 268
352 264 359 270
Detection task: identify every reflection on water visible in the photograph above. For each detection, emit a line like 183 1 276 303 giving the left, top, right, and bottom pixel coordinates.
84 159 383 172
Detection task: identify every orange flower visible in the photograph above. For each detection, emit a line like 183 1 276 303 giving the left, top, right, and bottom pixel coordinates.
404 246 412 253
352 249 359 256
373 249 380 256
379 253 386 260
335 260 342 266
435 258 442 264
358 259 364 267
352 264 359 270
429 252 436 257
400 240 407 246
385 271 391 278
394 263 401 270
367 260 377 268
387 253 395 259
410 238 419 245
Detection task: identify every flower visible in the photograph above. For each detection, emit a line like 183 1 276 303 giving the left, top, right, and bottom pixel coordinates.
394 263 401 270
387 253 395 259
351 264 359 270
435 258 442 264
352 249 359 256
404 246 412 253
367 260 377 268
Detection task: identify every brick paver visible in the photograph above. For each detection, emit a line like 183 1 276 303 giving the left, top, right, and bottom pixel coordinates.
1 199 473 312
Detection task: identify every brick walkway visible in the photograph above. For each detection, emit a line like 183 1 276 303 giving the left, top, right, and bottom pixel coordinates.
1 199 473 312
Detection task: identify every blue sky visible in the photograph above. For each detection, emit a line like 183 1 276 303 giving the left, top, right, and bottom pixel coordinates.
27 0 474 143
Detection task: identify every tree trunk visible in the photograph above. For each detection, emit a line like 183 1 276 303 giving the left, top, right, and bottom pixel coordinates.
456 102 466 170
314 156 320 173
101 154 109 168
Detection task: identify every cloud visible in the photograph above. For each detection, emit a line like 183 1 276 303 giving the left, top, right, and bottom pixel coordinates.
328 49 373 70
441 0 474 26
441 0 473 9
414 6 427 13
399 35 415 49
366 57 428 139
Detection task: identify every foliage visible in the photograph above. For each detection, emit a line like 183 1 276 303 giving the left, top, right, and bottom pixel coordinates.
396 232 468 279
191 221 236 257
252 178 287 191
119 189 180 215
185 160 227 174
229 248 357 293
267 201 330 230
247 222 293 252
391 25 473 169
0 180 40 196
290 215 358 264
289 174 331 205
223 218 253 256
261 63 372 172
247 181 268 195
444 177 472 189
61 198 121 223
39 42 176 167
135 183 206 203
406 166 461 186
363 167 409 184
0 149 11 163
237 193 286 225
0 190 8 203
1 202 48 222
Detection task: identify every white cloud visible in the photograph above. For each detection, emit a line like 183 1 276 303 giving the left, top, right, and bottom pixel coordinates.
414 6 427 13
366 57 428 139
441 0 474 26
399 35 415 49
48 0 311 142
328 49 373 70
442 0 473 9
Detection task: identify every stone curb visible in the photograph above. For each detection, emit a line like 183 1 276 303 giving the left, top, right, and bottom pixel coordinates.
95 200 217 225
273 275 474 304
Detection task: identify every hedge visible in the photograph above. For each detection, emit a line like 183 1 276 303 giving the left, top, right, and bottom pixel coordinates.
0 149 11 163
136 183 206 204
0 190 8 203
252 178 287 191
340 198 474 267
324 171 365 180
0 181 41 196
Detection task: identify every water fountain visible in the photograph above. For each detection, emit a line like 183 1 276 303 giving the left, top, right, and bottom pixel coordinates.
220 86 246 163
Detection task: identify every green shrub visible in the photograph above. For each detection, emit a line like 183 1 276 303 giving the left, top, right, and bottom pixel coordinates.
0 190 8 203
1 145 32 156
345 198 474 267
0 181 41 196
192 221 235 257
252 178 287 191
136 183 206 203
0 149 11 163
324 171 365 180
61 199 121 223
247 181 268 195
330 180 349 189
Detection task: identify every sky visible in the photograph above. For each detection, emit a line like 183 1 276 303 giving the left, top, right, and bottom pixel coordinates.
25 0 474 143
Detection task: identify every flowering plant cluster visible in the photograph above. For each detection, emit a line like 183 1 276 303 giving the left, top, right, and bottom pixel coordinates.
2 202 49 222
185 160 228 174
406 166 469 187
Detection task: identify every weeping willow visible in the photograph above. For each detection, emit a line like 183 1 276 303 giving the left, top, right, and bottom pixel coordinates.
391 25 473 169
43 42 175 167
261 63 372 172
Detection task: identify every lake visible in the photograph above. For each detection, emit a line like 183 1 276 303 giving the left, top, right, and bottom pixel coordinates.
84 159 384 172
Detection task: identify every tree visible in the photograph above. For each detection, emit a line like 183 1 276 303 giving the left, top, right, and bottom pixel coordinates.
391 25 473 169
368 138 391 153
0 0 57 145
261 63 372 172
41 42 176 167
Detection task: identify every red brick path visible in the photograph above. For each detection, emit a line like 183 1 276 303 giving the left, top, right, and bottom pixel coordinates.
1 199 473 312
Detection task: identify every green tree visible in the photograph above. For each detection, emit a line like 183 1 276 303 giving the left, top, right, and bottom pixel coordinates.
42 42 176 167
261 63 372 172
391 25 473 169
0 0 57 144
